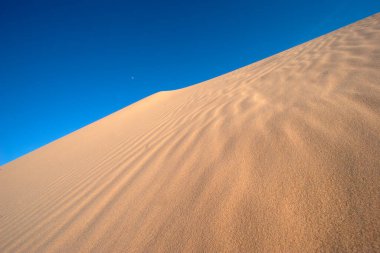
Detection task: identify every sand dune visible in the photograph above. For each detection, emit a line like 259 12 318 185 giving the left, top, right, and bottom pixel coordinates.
1 13 380 252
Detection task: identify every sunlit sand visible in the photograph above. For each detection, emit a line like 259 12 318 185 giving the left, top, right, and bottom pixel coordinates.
1 13 379 252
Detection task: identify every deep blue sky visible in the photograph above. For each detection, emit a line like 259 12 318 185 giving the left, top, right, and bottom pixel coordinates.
0 0 379 165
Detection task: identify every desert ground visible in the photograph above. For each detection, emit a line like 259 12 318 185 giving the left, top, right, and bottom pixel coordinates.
1 13 379 252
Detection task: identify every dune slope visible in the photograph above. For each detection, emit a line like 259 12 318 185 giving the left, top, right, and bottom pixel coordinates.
1 13 380 252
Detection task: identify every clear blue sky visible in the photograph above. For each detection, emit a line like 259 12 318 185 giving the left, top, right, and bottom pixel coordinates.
0 0 379 165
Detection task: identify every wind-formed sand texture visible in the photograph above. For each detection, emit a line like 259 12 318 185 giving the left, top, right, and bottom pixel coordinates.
1 13 379 253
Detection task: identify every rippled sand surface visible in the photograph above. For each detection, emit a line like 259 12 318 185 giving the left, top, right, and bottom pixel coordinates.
1 13 379 253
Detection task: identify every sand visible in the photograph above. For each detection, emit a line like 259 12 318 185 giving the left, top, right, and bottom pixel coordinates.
1 13 380 253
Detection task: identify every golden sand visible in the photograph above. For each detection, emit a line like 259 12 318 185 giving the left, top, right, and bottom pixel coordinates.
1 13 379 252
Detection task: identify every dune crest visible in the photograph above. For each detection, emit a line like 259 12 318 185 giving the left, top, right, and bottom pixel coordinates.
1 13 380 252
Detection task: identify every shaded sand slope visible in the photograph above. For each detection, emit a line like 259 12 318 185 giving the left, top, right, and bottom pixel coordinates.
1 13 380 252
